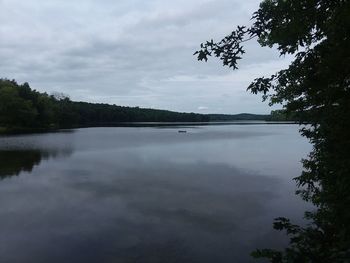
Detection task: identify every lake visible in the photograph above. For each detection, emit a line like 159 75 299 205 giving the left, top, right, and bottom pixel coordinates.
0 124 311 263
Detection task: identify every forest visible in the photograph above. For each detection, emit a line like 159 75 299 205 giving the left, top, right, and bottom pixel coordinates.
0 79 209 132
0 79 288 133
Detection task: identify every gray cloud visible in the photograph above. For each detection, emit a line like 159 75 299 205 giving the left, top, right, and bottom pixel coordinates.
0 0 290 113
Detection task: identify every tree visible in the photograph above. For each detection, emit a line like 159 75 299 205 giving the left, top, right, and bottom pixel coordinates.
195 0 350 261
0 78 211 132
0 86 37 128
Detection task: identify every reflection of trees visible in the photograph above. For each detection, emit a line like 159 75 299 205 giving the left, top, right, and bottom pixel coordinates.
0 151 42 178
0 149 72 179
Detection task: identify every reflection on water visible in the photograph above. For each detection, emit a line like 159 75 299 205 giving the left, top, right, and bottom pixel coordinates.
0 130 74 179
0 149 72 179
0 150 43 178
0 125 311 263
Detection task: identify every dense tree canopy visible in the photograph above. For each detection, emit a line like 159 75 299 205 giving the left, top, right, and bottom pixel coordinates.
0 79 213 132
0 79 289 133
196 0 350 261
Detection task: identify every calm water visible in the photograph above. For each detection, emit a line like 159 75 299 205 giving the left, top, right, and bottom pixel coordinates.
0 124 311 263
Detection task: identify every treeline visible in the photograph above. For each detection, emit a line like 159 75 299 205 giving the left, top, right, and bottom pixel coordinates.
210 111 298 122
0 79 294 133
208 113 269 121
0 79 209 132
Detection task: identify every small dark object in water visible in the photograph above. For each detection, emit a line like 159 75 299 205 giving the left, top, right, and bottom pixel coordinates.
178 130 187 133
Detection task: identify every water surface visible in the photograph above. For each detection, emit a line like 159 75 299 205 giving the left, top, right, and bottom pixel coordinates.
0 124 311 262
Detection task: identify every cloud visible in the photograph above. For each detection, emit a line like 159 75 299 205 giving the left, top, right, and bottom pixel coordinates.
0 0 290 114
197 106 209 111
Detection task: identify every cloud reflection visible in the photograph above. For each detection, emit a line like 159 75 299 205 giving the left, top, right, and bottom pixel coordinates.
0 126 308 263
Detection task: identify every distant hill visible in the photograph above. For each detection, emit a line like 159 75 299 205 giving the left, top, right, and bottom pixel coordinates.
208 113 269 121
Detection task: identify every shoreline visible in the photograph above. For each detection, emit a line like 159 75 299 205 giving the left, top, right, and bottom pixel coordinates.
0 121 299 136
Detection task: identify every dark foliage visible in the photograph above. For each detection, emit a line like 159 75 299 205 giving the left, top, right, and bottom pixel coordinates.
208 113 269 121
0 79 288 132
0 150 42 179
0 79 210 131
195 0 350 261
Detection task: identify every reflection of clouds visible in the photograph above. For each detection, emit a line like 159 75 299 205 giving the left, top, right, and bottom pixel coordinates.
71 160 280 232
0 155 284 263
0 130 75 151
56 126 274 152
0 126 308 263
121 239 193 263
62 159 281 262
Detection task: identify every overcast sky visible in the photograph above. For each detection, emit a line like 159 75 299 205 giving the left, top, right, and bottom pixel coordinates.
0 0 292 114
